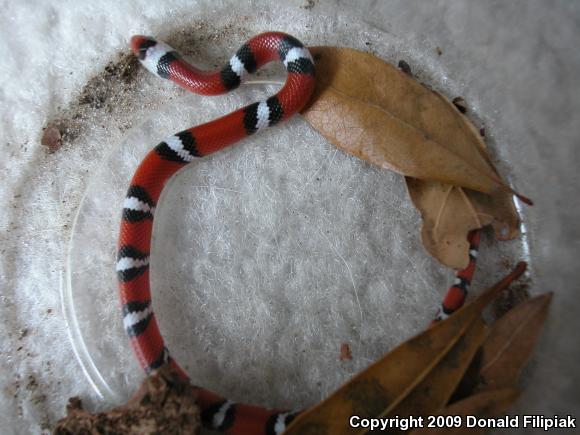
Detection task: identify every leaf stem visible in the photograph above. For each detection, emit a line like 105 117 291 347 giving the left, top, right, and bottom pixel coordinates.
514 192 534 206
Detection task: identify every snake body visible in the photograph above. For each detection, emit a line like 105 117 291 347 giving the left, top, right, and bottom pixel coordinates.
434 230 481 322
117 32 315 434
116 31 481 433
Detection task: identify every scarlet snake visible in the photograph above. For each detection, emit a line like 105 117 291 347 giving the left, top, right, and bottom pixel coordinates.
116 32 479 433
434 230 480 323
117 32 315 434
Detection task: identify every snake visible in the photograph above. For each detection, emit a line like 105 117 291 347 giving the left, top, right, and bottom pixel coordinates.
117 32 315 434
434 230 481 323
116 31 481 433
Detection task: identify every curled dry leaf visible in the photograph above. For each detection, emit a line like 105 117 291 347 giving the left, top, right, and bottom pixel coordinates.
302 47 526 268
406 178 520 269
284 264 527 435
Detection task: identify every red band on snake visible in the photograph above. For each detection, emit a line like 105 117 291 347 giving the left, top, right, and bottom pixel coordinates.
117 32 315 434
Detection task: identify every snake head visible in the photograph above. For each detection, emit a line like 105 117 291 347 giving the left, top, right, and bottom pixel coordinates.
130 35 157 60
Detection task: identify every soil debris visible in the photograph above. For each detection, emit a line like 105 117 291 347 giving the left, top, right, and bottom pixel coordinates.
40 19 250 151
492 276 531 318
452 96 467 114
78 53 140 110
398 60 412 76
53 365 200 434
301 0 317 10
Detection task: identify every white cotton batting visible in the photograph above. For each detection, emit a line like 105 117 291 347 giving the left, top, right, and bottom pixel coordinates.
1 1 579 434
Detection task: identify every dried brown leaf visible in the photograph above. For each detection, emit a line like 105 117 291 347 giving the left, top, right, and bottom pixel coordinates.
479 292 553 390
448 348 484 403
447 291 550 408
302 46 517 196
389 318 487 418
302 47 527 268
409 388 520 435
406 179 520 268
404 88 520 269
284 264 527 435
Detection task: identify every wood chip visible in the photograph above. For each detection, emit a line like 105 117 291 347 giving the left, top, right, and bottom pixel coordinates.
340 343 352 360
41 124 62 153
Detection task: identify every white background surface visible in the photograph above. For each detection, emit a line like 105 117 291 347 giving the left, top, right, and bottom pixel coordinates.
1 1 579 433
